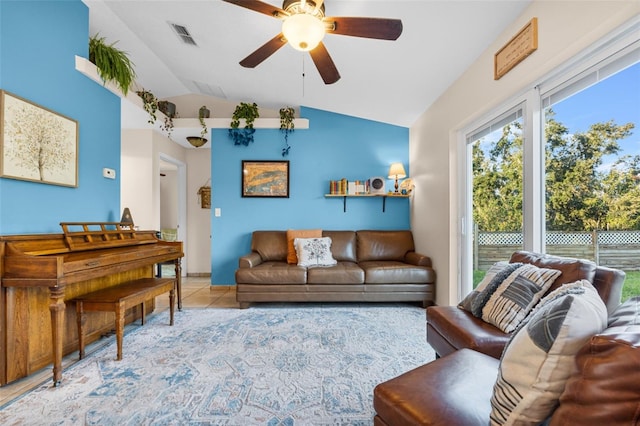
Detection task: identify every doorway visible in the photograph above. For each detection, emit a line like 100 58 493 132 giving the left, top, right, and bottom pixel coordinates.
159 153 187 277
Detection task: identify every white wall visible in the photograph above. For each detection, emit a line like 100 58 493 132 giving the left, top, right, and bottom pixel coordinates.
121 129 154 230
410 1 640 306
160 169 178 229
186 148 212 276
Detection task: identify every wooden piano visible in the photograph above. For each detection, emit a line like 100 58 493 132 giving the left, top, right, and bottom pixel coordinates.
0 222 183 386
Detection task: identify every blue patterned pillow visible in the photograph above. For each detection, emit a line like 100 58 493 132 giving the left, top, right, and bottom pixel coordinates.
469 262 524 317
294 237 337 268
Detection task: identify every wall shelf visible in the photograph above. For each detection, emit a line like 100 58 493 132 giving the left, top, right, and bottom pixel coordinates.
75 55 309 147
324 194 410 212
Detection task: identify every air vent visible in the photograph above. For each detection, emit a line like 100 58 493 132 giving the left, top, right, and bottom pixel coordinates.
169 22 197 46
193 80 227 99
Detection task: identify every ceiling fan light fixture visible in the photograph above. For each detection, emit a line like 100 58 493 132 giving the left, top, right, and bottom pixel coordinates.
282 13 325 51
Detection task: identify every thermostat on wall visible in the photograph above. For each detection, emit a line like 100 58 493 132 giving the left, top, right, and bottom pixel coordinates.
370 177 386 194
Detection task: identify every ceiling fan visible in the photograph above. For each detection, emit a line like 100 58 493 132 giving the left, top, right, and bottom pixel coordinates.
222 0 403 84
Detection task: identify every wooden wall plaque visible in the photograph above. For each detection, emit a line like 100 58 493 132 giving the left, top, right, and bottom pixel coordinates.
494 18 538 80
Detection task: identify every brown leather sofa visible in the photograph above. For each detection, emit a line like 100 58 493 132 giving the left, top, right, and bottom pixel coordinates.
426 251 625 359
235 230 436 308
373 252 638 425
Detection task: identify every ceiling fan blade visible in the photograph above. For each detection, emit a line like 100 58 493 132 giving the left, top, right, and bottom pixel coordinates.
324 17 403 40
309 42 340 84
222 0 287 19
239 33 287 68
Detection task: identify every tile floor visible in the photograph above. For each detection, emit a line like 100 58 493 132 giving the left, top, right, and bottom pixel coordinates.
0 276 233 406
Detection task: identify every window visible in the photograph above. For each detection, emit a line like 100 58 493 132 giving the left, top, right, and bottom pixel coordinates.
460 20 639 300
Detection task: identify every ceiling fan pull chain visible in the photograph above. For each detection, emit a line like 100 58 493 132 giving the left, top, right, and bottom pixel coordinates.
302 54 306 97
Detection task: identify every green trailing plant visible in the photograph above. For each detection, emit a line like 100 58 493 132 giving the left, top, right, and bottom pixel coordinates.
158 101 177 137
279 106 295 157
229 102 259 146
199 106 210 138
89 34 136 96
136 89 158 124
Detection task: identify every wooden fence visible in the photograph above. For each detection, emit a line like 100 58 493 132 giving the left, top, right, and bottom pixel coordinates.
474 230 640 271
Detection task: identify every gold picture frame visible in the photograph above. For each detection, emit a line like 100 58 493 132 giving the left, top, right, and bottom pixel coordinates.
0 90 78 187
242 160 290 198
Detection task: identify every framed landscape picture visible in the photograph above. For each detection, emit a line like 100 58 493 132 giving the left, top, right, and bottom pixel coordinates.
0 90 78 187
242 160 289 198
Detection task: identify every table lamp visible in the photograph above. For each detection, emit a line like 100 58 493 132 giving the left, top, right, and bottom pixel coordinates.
388 163 407 193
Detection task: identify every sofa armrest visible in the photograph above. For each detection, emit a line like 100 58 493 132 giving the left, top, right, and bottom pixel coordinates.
404 251 432 267
238 252 263 268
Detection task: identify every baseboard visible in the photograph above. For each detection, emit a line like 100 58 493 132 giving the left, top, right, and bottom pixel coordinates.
186 273 211 277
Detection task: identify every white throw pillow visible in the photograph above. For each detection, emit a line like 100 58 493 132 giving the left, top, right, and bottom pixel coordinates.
294 237 337 268
489 280 608 426
481 264 561 333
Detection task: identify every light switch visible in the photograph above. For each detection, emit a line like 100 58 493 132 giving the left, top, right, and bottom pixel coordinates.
214 208 221 217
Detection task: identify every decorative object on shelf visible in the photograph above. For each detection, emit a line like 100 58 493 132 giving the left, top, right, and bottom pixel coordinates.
136 89 159 124
158 101 176 137
88 34 136 96
197 180 211 209
229 102 259 146
388 163 407 193
279 106 295 157
186 136 208 148
120 207 135 229
400 178 414 195
242 160 289 198
370 176 386 195
199 106 210 138
0 90 78 187
222 0 402 85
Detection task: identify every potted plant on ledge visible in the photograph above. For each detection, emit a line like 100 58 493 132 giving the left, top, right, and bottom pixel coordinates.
89 34 136 96
229 102 259 146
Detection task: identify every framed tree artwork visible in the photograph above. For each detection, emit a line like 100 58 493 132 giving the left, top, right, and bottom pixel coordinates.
0 90 78 187
242 160 289 198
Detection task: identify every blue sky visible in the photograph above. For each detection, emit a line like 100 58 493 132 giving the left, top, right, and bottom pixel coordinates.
552 61 640 160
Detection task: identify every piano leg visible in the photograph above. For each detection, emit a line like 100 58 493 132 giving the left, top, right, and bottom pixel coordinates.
48 286 66 387
174 259 183 311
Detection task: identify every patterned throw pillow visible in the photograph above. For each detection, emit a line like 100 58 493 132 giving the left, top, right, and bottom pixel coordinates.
469 262 524 317
481 264 562 333
489 280 608 426
294 237 337 268
286 229 322 264
459 261 510 313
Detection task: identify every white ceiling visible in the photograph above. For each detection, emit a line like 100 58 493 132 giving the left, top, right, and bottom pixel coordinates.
84 0 531 128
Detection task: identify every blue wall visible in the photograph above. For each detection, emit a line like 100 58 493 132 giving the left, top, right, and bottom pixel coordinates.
0 0 121 235
210 106 410 284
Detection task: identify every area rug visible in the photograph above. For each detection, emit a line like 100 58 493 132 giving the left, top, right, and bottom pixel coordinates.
0 304 434 425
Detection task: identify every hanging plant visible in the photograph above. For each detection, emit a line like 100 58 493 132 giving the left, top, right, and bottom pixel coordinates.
136 89 158 124
199 106 210 138
279 106 295 157
89 34 136 96
158 101 177 138
229 102 259 146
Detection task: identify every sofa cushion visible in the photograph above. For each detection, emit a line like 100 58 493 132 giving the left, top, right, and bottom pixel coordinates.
322 230 357 262
481 264 561 333
286 229 322 264
251 231 289 262
307 262 364 284
359 260 433 284
356 230 415 262
294 237 337 268
459 261 509 313
509 250 596 291
235 262 307 284
550 296 640 426
490 280 608 426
